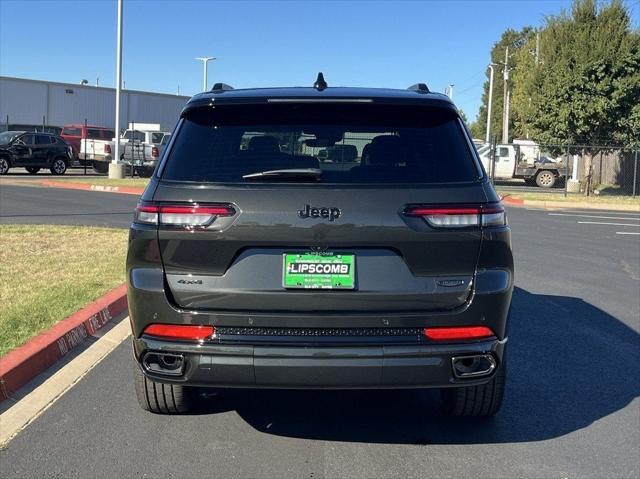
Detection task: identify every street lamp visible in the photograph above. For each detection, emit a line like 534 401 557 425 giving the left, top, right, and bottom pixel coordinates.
485 63 497 144
195 56 216 92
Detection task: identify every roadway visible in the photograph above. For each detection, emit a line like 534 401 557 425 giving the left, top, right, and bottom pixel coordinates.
0 183 638 478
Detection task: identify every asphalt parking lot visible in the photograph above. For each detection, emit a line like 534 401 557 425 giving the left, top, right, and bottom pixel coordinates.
1 184 638 478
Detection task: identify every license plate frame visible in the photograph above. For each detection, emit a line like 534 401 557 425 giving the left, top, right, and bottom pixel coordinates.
283 252 355 290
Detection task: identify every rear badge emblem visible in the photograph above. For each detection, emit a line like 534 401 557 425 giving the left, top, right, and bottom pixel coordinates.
177 279 203 285
298 204 341 222
437 279 465 287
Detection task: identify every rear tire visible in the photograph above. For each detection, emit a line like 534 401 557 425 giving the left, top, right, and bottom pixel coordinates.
440 356 506 417
134 363 195 414
50 158 67 175
535 170 556 188
93 162 109 174
26 167 40 174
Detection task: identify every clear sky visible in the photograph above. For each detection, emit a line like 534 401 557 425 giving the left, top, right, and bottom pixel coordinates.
2 0 635 122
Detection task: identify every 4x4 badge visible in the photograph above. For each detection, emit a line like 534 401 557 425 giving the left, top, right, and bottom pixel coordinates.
298 204 341 222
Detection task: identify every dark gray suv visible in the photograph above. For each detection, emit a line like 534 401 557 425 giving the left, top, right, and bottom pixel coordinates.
127 77 513 417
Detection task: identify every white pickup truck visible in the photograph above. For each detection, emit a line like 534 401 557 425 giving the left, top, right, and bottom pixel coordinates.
82 128 169 174
478 143 566 188
122 130 171 177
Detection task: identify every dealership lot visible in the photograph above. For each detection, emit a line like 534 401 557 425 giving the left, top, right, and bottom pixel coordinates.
0 184 638 478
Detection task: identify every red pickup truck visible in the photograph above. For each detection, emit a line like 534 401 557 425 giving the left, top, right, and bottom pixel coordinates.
60 124 115 163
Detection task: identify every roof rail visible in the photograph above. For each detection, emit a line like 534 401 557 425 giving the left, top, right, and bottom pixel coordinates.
407 83 430 93
211 83 234 92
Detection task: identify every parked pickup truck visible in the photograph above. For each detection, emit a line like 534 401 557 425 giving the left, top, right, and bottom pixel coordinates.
478 144 566 188
122 130 170 177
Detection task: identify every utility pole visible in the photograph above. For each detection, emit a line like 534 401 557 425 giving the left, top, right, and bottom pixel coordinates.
110 0 124 179
195 56 215 92
485 64 496 144
502 46 510 144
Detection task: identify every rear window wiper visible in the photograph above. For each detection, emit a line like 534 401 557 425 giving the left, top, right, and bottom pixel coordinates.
242 168 323 181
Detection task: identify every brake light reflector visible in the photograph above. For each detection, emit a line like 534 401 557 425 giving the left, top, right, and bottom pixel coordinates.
424 326 494 341
144 324 215 341
405 204 505 228
104 144 112 154
151 146 159 157
134 203 235 228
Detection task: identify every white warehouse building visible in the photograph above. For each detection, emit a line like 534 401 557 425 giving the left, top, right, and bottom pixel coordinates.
0 76 190 132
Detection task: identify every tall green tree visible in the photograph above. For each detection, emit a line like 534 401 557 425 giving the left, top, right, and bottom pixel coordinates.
510 0 640 192
470 27 535 142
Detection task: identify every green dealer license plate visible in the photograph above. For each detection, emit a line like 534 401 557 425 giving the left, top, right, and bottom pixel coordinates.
283 252 355 289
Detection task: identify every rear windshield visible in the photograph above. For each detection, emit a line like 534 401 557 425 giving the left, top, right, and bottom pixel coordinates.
162 104 480 184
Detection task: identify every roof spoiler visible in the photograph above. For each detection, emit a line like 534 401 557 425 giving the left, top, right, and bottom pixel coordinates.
407 83 430 93
211 83 234 92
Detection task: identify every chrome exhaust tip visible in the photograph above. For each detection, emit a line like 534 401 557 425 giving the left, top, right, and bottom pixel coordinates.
451 354 496 379
142 352 185 376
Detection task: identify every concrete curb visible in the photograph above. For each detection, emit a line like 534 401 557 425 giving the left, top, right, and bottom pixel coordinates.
0 284 128 402
501 195 640 212
41 180 144 196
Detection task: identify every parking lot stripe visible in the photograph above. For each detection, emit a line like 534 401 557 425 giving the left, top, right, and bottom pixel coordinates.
559 210 640 216
549 213 640 221
0 319 130 447
577 221 640 227
616 232 640 235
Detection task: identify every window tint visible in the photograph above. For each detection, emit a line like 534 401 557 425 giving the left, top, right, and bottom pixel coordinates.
18 134 35 145
162 104 479 184
498 147 509 157
62 127 82 136
151 132 165 144
35 134 51 145
87 128 103 139
123 130 145 142
103 130 115 140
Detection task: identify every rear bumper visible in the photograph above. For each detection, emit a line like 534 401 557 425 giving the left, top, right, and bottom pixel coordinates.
133 336 506 389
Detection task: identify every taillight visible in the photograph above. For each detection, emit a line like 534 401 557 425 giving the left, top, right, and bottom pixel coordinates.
151 146 159 157
144 324 215 341
134 203 235 228
405 204 506 228
104 144 112 154
424 326 494 341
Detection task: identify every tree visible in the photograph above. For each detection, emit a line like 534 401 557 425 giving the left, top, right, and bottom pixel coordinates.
510 0 640 193
472 27 535 143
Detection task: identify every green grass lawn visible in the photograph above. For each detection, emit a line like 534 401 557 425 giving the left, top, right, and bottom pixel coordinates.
0 225 128 357
497 188 640 207
52 177 150 188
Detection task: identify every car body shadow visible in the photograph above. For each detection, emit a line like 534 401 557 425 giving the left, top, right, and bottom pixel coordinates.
195 287 640 444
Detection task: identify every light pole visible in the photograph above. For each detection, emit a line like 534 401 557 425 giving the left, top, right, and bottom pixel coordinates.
110 0 124 179
195 56 215 92
485 64 496 144
445 84 454 100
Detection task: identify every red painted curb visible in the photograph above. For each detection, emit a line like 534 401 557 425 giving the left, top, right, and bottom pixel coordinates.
0 284 128 402
41 180 144 196
500 195 525 205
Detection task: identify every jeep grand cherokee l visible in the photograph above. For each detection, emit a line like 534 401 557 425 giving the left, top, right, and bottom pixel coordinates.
127 77 513 417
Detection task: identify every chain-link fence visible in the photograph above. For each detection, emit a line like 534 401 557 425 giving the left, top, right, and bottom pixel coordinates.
483 138 639 197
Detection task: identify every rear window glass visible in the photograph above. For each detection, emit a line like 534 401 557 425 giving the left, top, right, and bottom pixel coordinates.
87 129 104 139
162 104 479 184
62 127 81 136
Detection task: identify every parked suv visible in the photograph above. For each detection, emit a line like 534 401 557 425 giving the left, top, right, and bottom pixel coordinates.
127 77 513 417
0 131 72 175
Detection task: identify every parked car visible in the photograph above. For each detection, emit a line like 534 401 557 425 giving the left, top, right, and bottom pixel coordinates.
0 131 73 175
122 130 170 177
127 77 513 417
0 124 62 135
60 124 115 164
